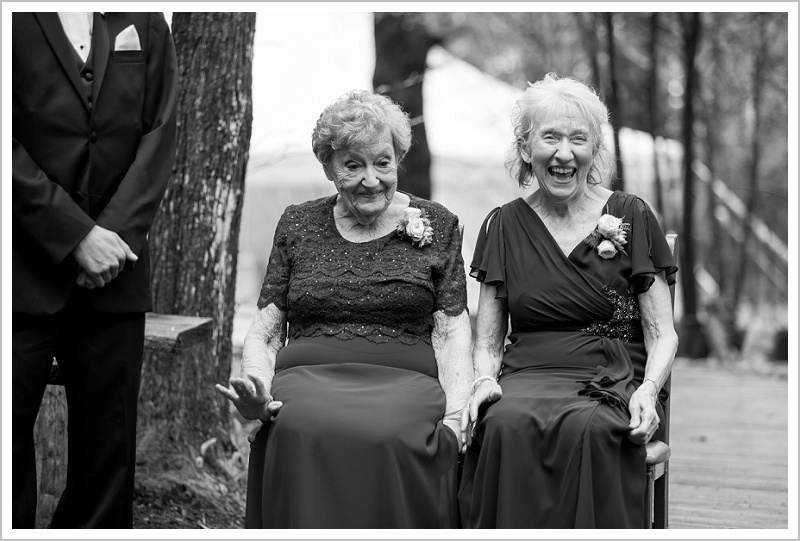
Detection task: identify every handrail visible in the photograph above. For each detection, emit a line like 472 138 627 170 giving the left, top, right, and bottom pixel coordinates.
692 159 787 264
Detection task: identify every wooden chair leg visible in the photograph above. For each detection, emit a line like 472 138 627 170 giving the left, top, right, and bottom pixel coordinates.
653 468 669 528
645 466 654 528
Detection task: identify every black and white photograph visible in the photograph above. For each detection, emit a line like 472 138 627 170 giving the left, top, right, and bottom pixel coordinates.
2 2 795 537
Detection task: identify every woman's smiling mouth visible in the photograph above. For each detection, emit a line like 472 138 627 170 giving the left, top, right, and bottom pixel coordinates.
548 166 576 180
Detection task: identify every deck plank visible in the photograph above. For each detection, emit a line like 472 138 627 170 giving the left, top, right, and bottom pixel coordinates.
667 359 789 529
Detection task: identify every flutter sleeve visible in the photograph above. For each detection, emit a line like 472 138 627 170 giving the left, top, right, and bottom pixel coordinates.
626 196 678 295
469 207 507 300
432 209 468 316
256 207 292 311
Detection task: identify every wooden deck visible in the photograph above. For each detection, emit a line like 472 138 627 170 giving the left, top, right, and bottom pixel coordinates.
667 358 790 529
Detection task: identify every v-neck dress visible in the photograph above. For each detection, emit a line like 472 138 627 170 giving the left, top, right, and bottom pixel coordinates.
458 191 677 528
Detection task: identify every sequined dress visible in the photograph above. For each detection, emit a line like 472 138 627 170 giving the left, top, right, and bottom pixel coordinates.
245 193 467 528
459 191 677 528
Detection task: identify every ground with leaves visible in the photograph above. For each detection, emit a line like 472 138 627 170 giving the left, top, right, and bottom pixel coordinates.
133 476 246 529
133 476 244 530
132 414 258 529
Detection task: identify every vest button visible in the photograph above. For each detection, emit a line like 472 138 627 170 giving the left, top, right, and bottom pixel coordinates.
89 132 98 143
83 71 93 82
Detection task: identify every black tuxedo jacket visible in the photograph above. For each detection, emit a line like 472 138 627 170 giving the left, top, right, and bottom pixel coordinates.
12 12 178 315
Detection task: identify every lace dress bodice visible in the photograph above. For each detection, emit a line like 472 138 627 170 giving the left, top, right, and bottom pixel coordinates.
257 194 467 345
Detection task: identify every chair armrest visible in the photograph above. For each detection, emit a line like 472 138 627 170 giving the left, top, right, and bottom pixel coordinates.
645 440 671 465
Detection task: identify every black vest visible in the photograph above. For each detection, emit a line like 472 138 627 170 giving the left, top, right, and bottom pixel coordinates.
69 42 94 109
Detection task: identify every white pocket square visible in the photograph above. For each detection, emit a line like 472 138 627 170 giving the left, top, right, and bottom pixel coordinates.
114 25 141 51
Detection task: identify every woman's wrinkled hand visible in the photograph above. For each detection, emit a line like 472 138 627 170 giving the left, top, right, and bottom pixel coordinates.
627 380 660 446
215 374 283 422
443 418 464 452
460 380 503 450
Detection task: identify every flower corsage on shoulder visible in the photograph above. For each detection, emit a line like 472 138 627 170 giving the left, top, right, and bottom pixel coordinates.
584 213 631 259
396 207 434 248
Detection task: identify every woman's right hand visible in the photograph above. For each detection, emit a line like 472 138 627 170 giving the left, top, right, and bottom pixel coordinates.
460 379 503 448
215 374 283 422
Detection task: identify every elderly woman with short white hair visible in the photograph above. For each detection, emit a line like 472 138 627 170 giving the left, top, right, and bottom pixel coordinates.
458 73 679 528
217 90 472 528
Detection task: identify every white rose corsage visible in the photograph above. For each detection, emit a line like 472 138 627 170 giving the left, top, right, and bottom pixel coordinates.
396 207 434 248
584 213 631 259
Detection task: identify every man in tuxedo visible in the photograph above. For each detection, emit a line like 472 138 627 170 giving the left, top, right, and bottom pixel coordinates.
12 12 178 528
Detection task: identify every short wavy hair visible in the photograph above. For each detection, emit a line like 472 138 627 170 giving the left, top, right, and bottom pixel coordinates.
311 90 413 170
507 73 614 189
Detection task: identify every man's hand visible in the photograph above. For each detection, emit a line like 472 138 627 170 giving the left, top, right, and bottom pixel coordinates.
73 225 138 288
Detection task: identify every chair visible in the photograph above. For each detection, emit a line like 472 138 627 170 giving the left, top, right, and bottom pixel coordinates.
644 232 678 529
459 233 679 528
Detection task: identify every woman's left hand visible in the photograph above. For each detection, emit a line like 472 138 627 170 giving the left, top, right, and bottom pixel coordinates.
627 380 660 446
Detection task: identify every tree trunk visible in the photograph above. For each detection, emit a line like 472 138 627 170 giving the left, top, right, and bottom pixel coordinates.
732 13 766 312
145 13 256 450
604 13 624 191
647 13 666 222
576 13 603 98
703 23 727 296
373 13 437 199
699 16 739 361
678 12 706 358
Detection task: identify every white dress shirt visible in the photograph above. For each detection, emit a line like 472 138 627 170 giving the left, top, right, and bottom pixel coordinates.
58 12 93 62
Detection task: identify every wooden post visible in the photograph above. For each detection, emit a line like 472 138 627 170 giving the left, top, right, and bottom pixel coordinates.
33 385 67 528
32 313 213 528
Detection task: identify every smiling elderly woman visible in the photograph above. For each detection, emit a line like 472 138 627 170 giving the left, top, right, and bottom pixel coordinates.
216 90 472 528
457 73 679 528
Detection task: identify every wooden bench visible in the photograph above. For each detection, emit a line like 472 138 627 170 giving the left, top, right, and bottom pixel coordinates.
34 313 213 528
46 313 213 385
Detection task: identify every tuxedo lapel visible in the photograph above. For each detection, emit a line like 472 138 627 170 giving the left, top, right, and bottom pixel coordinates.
91 12 109 109
33 13 89 113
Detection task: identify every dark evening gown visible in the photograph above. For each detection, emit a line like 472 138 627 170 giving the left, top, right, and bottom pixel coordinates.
245 193 466 528
459 191 677 529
